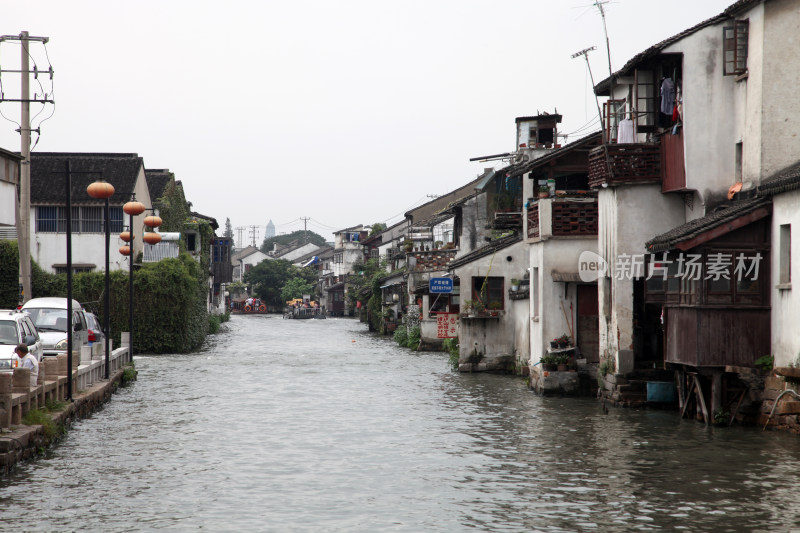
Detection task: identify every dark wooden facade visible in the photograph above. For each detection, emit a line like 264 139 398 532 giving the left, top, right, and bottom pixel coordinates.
646 217 771 368
661 129 686 192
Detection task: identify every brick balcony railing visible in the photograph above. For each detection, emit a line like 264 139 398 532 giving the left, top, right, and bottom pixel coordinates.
410 249 457 272
588 143 661 188
552 199 598 236
527 198 598 239
527 206 540 239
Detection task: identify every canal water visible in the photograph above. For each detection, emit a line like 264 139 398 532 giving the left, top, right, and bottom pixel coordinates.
3 315 800 532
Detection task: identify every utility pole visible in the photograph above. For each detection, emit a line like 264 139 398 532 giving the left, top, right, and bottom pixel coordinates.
300 216 310 243
248 225 259 247
0 32 54 304
235 226 246 247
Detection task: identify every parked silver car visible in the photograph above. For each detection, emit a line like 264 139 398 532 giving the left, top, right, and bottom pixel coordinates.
0 309 44 371
21 297 89 357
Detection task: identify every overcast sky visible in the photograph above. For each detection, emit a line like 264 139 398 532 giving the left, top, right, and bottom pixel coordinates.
3 0 733 244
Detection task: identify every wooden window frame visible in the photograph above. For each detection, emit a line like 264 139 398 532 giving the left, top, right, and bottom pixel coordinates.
723 20 749 76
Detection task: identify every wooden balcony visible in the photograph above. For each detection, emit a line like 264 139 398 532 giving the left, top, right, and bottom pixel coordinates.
588 143 661 188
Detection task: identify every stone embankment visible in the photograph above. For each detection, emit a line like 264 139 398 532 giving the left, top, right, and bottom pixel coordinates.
0 344 131 476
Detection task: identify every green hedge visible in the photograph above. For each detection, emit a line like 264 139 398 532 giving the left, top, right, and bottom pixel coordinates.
0 241 209 354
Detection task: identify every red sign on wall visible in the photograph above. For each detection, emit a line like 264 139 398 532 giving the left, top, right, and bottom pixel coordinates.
436 313 458 339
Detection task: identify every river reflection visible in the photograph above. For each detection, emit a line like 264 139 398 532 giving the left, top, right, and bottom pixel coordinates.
2 315 800 532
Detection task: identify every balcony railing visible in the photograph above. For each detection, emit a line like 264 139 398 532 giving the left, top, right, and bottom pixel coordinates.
551 200 598 236
588 143 661 188
409 249 457 272
527 198 597 239
527 206 540 239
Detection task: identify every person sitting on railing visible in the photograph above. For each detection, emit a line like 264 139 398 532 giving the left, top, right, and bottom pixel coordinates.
15 343 39 388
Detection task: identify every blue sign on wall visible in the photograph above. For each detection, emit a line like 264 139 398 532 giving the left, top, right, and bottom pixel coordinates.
429 277 453 293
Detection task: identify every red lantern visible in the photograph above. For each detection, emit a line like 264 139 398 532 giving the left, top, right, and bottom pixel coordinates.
119 245 131 256
123 200 146 216
120 231 133 243
87 180 115 199
143 232 162 245
144 215 163 228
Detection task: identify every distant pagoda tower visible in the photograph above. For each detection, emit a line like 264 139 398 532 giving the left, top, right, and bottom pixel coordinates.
265 219 276 238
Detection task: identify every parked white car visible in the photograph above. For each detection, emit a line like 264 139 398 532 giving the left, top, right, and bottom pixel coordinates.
21 297 89 357
0 309 44 372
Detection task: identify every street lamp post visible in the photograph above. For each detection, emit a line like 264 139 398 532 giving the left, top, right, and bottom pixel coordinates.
87 179 115 379
122 199 145 363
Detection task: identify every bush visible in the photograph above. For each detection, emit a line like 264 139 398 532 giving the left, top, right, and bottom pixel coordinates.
208 313 222 334
443 337 459 370
406 325 421 351
393 325 408 347
22 408 62 439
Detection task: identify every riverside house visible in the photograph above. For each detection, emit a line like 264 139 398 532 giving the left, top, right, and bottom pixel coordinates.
589 0 800 412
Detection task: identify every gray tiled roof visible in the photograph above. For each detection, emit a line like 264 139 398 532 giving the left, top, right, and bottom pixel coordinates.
145 169 173 202
645 197 771 252
31 152 144 204
447 234 522 270
757 161 800 197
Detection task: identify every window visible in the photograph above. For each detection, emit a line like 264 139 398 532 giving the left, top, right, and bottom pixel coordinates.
36 206 63 233
187 232 197 252
603 99 626 143
723 20 748 76
54 265 94 275
110 207 123 233
472 276 505 310
735 142 743 183
334 252 343 264
36 206 125 234
82 206 103 233
780 224 791 286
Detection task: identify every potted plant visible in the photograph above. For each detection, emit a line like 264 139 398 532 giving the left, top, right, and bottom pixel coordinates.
538 185 550 199
473 299 486 316
510 278 520 291
488 301 502 317
557 334 572 349
540 354 557 371
556 353 570 371
550 338 559 349
462 300 475 317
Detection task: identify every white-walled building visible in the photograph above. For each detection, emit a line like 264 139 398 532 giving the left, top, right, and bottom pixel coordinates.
29 153 153 274
0 148 22 239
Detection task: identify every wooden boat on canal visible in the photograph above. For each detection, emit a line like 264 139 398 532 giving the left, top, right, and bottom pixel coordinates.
231 298 268 314
283 298 325 319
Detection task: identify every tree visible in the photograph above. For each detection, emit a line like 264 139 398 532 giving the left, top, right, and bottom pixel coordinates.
224 217 235 249
260 230 328 253
368 222 387 237
281 277 314 303
244 259 319 307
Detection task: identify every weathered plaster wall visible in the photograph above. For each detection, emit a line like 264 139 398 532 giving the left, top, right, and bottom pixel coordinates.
528 237 596 367
597 185 685 373
454 241 527 367
771 190 800 367
0 181 16 227
761 0 800 179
